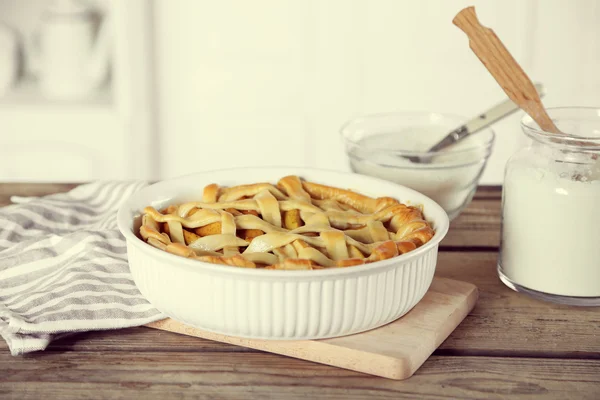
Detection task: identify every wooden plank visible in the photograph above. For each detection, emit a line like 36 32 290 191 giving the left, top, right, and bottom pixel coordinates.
0 352 598 399
145 277 478 380
441 199 501 248
436 252 600 357
473 185 502 200
0 327 244 354
4 251 596 358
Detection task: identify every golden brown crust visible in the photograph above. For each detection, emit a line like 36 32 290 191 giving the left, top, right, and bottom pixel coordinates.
241 209 259 217
138 175 434 270
301 180 378 213
277 175 312 201
266 258 315 270
366 241 399 263
347 245 364 258
147 237 168 251
203 184 219 203
161 205 178 215
291 239 309 253
166 243 195 258
396 241 418 254
375 197 400 212
335 258 365 267
224 207 242 216
398 227 435 247
219 183 286 202
187 208 201 217
140 215 171 245
195 254 256 268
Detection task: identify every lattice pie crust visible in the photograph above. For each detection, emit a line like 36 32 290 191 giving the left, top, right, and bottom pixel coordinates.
139 176 435 270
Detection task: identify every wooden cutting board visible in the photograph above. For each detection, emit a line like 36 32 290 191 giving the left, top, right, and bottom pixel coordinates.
146 276 478 380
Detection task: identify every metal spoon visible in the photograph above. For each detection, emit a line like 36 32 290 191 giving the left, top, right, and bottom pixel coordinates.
405 83 545 163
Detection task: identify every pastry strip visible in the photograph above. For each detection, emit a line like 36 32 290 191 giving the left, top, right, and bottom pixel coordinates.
138 175 435 270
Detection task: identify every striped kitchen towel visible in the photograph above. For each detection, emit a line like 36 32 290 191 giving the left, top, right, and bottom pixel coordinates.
0 181 165 355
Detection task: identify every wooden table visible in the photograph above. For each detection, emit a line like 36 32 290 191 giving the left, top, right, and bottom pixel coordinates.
1 184 599 399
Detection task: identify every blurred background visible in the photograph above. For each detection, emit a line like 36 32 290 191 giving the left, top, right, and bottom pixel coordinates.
0 0 599 184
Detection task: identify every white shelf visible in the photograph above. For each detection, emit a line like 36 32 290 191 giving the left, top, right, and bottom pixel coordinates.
0 75 121 183
0 0 155 182
0 101 124 182
0 76 114 111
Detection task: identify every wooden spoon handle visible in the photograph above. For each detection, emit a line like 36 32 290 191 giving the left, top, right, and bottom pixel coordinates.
453 6 560 133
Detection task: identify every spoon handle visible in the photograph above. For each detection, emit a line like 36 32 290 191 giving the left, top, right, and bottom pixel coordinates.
453 6 560 133
427 85 544 154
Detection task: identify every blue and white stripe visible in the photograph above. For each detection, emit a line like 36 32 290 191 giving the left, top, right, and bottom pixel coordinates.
0 181 164 355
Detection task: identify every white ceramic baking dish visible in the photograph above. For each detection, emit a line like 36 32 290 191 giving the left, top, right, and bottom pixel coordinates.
117 167 449 340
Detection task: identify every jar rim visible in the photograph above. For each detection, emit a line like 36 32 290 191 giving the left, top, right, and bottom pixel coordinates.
521 106 600 150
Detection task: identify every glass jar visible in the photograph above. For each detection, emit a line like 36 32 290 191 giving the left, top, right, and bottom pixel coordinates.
498 107 600 306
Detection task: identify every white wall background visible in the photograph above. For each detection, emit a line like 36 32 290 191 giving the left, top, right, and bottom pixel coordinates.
2 0 600 183
152 0 600 184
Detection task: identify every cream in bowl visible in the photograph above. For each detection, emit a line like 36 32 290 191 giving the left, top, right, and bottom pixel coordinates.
341 112 495 220
117 167 449 340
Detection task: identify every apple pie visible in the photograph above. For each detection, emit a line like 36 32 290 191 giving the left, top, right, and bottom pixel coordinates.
138 175 435 270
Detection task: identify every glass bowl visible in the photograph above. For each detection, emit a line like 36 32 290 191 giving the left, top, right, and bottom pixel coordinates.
341 112 495 220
